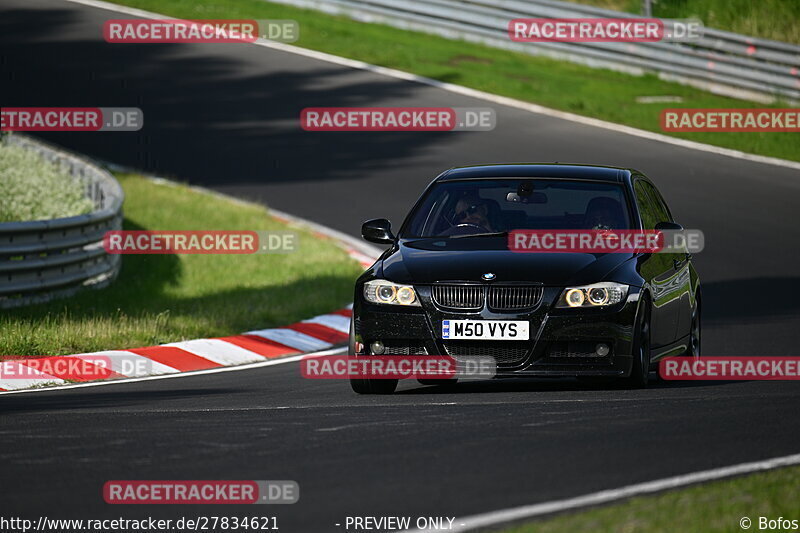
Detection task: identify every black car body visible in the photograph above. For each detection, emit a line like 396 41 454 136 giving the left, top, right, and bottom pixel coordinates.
350 164 701 393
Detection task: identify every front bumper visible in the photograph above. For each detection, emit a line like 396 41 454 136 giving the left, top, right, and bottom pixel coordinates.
353 285 640 378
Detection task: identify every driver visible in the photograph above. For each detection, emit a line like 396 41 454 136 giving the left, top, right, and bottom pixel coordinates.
454 194 494 232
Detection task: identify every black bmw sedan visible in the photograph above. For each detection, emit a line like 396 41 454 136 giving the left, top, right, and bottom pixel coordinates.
350 164 700 394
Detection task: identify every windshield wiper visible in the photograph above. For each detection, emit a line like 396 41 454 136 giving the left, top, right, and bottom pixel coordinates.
451 231 509 239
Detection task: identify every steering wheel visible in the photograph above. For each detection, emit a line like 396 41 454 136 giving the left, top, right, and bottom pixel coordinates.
454 223 485 231
440 223 488 236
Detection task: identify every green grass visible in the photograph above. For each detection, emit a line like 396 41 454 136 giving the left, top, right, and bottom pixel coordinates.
502 465 800 533
0 174 362 356
106 0 799 162
565 0 800 44
0 142 94 222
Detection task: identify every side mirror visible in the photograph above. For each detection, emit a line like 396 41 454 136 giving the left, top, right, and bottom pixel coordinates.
362 218 395 244
655 221 683 231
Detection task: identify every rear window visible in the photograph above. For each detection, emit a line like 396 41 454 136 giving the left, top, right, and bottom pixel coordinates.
402 178 632 237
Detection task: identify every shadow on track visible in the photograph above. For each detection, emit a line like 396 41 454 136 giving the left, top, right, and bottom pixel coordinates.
703 276 800 324
0 6 460 186
397 376 736 394
0 387 242 413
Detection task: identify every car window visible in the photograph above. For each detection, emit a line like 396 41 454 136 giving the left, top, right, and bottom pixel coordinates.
634 180 660 230
402 179 632 237
643 182 673 224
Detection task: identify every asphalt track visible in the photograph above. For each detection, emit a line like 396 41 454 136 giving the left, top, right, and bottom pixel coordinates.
2 0 800 530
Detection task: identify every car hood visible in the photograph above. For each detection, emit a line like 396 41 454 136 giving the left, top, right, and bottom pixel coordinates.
381 238 635 286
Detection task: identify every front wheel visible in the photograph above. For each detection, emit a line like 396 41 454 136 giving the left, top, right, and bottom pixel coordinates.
623 297 651 389
350 377 399 394
686 298 701 358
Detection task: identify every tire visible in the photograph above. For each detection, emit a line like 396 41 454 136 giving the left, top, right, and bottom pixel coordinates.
623 296 651 389
685 297 701 359
347 317 399 394
350 377 399 394
350 377 371 394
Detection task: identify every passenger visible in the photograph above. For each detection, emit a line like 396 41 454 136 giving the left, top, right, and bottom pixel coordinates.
584 197 626 230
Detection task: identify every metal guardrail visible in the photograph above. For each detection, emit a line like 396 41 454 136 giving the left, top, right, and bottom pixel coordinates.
0 135 124 309
270 0 800 103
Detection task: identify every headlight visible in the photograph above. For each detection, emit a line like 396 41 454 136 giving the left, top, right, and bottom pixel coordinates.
556 282 628 308
363 280 420 306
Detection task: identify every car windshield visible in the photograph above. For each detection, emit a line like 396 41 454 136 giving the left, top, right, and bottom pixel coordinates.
401 178 632 238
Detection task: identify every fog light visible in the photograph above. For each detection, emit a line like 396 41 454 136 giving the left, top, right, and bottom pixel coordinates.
370 341 385 355
595 343 610 357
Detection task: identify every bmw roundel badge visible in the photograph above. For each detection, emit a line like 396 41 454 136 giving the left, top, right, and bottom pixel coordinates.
482 272 496 281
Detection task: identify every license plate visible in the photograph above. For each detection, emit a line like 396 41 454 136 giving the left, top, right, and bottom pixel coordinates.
441 320 529 340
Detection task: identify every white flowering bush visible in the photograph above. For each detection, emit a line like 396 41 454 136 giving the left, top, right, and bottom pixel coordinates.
0 143 94 222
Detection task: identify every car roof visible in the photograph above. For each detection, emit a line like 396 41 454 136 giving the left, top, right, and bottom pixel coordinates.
436 164 633 183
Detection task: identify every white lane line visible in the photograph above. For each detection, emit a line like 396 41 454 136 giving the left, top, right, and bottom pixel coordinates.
245 328 332 352
18 397 717 414
0 347 346 396
0 361 66 390
163 339 265 366
16 402 464 414
316 420 415 432
63 0 800 171
69 350 179 377
408 452 800 532
302 313 351 333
